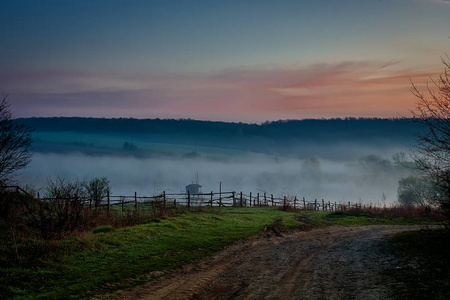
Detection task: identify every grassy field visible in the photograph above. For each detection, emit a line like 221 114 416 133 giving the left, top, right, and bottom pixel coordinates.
0 207 443 299
32 131 268 160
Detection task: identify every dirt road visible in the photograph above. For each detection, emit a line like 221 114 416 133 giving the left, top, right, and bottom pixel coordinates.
115 225 420 300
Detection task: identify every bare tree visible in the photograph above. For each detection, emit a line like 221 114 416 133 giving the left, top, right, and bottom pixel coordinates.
0 95 33 185
83 177 111 208
410 54 450 207
45 175 85 199
397 175 441 206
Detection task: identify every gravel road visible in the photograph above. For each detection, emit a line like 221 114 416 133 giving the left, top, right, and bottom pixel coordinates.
113 225 421 300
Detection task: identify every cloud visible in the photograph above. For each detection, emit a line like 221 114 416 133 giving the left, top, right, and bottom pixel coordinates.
4 60 440 121
426 0 450 5
202 60 437 118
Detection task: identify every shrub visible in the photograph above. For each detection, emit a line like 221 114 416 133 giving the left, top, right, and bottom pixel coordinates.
18 196 93 240
93 225 115 234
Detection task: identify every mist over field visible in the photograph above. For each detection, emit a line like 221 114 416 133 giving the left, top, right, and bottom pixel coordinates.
19 150 411 204
16 118 418 204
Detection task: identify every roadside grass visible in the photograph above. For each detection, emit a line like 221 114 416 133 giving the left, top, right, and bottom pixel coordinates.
1 206 441 299
293 208 439 229
387 228 450 300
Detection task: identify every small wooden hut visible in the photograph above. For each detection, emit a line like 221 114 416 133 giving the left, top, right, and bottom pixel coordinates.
186 183 202 194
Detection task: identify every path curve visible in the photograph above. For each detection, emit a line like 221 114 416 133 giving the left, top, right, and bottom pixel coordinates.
112 225 420 300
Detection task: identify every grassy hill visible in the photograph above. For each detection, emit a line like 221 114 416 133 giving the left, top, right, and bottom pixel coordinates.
1 206 441 299
18 117 418 160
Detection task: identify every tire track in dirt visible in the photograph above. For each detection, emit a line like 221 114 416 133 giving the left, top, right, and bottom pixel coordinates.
110 225 421 300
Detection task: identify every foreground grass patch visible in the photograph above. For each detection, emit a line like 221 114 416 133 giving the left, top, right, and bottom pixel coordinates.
1 207 440 299
2 207 298 299
297 209 437 228
387 228 450 299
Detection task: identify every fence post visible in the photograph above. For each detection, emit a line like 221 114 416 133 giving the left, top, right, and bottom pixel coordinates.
219 182 222 206
240 192 243 206
348 201 351 211
210 191 213 206
257 193 260 206
314 199 317 211
303 197 306 209
322 199 325 211
163 191 166 211
107 191 110 212
188 191 191 208
294 196 297 209
232 191 236 206
283 196 286 209
271 194 274 207
135 192 138 211
264 193 267 206
121 197 124 212
249 192 252 207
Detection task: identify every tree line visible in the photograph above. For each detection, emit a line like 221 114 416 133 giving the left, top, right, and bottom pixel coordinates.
19 116 417 143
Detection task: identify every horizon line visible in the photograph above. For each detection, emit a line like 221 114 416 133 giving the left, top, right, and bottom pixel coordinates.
15 115 415 125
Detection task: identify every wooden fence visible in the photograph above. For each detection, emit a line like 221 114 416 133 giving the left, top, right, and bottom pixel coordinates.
1 185 378 212
32 190 373 212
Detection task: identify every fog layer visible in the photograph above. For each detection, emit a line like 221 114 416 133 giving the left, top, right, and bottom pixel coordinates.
19 150 411 204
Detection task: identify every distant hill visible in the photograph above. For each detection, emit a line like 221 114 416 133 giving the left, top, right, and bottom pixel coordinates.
17 117 420 159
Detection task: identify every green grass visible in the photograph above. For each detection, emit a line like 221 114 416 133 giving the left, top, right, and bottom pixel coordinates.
387 228 450 299
92 225 115 234
293 209 438 229
0 207 440 299
32 131 270 160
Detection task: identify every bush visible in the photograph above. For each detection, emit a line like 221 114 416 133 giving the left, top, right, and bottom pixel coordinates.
93 225 115 234
18 196 93 240
1 179 94 240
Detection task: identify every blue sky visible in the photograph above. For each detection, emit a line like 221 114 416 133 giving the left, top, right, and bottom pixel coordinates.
1 0 449 122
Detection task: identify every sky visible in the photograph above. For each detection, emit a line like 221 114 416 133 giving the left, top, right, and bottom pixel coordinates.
1 0 449 123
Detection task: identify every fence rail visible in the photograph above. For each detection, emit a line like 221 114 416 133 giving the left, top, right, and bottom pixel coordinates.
0 186 384 212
